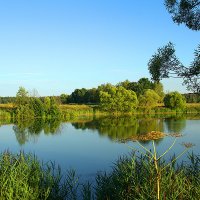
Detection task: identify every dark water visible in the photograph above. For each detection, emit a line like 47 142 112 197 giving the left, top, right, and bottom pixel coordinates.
0 115 199 180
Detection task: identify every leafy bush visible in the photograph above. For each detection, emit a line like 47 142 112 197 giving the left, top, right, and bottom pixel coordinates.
15 87 61 119
100 85 138 113
0 110 11 120
164 91 186 110
139 89 161 110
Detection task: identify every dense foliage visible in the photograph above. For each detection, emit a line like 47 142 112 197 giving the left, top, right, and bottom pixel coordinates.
0 78 199 119
15 87 61 119
0 96 15 104
148 42 181 82
148 1 200 93
139 89 161 110
164 91 186 109
184 93 200 102
148 42 200 93
59 78 164 105
99 85 138 113
165 0 200 31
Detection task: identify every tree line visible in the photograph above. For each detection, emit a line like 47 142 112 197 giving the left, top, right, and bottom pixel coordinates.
1 76 198 114
60 78 164 104
18 78 187 114
14 87 61 120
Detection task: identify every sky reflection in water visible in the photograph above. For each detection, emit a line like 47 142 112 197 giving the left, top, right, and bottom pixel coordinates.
0 115 199 180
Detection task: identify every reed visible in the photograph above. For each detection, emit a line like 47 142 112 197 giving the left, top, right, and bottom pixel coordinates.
0 151 81 200
95 139 199 200
0 150 199 199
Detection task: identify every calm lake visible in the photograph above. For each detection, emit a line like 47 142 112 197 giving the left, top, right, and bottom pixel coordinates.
0 114 199 181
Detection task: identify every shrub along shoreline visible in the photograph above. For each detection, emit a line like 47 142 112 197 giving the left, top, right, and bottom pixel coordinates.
1 103 200 121
0 151 199 200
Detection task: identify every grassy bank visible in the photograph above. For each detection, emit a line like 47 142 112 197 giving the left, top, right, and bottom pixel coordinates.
0 151 199 200
0 110 12 122
185 103 200 113
60 103 200 118
60 104 94 119
1 103 200 120
60 104 109 120
0 104 15 121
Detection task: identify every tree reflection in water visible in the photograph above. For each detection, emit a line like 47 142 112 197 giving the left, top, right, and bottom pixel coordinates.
13 118 62 145
164 114 186 133
12 115 187 146
72 116 166 144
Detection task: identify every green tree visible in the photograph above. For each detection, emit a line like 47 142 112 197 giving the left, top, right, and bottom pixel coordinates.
164 91 186 109
49 97 61 118
68 88 87 103
16 86 29 106
16 104 35 120
118 78 155 96
148 42 200 92
183 45 200 92
184 93 200 102
15 87 35 119
41 97 61 118
29 97 45 117
139 89 161 110
138 78 154 91
165 0 200 30
84 88 99 104
117 79 131 90
148 1 200 92
99 85 138 113
148 42 182 82
98 83 114 93
153 82 165 101
60 94 68 104
44 97 51 113
136 78 154 96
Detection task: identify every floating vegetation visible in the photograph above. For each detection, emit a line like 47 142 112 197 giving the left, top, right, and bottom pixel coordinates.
169 132 183 137
120 131 166 142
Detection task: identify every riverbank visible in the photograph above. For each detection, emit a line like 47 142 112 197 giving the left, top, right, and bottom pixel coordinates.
1 103 200 121
58 103 200 119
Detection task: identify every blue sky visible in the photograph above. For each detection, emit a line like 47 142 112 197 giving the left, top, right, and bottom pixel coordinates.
0 0 199 96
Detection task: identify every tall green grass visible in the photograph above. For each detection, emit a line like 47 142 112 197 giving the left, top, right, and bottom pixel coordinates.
0 151 199 199
0 151 84 200
95 152 200 200
1 103 200 120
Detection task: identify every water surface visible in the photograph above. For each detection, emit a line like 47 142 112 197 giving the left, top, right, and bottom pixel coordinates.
0 115 199 180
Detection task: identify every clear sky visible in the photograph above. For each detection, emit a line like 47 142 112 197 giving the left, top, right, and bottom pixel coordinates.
0 0 199 96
